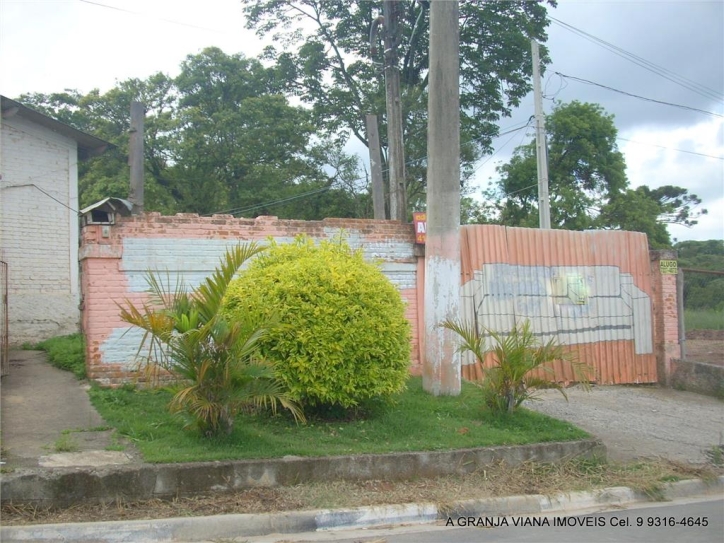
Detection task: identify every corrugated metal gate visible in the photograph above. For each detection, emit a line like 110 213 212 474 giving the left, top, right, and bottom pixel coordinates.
458 226 657 385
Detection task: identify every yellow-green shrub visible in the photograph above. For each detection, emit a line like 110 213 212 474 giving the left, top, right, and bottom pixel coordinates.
223 236 411 409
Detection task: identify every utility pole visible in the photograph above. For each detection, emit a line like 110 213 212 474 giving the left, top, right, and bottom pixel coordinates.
382 0 407 222
531 40 551 229
424 0 461 396
365 114 386 219
128 101 145 215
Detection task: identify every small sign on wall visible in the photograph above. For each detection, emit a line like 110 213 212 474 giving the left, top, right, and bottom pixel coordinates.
660 260 678 274
412 212 426 244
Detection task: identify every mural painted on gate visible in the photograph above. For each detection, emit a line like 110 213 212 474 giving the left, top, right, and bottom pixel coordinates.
460 264 653 357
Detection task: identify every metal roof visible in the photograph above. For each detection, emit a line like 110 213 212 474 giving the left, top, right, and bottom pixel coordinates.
1 95 114 160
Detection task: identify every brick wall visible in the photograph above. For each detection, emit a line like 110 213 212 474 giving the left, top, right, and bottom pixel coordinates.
650 249 681 385
80 213 420 385
0 115 80 344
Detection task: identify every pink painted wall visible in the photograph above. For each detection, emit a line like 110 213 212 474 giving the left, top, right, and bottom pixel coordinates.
80 213 420 385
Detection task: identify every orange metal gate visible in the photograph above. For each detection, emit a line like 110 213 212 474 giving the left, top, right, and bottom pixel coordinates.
458 226 657 384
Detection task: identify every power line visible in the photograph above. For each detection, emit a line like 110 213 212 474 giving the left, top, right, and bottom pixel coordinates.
617 137 724 160
550 16 723 103
556 72 724 118
78 0 222 32
1 183 79 214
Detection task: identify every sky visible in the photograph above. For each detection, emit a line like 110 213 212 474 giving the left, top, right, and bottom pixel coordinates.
1 0 722 242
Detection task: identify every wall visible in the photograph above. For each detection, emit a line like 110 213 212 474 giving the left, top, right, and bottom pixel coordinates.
80 214 674 387
0 115 80 345
80 214 419 385
650 249 681 385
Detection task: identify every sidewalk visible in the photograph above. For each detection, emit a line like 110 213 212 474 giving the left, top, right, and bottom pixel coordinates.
0 350 137 468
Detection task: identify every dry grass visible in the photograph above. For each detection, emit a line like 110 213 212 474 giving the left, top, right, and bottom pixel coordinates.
3 458 721 526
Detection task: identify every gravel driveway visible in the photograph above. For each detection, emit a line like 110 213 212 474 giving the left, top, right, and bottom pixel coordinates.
525 385 724 463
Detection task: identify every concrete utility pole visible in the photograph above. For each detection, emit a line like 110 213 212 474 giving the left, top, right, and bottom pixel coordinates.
365 114 386 219
531 40 551 229
424 0 461 396
128 101 145 215
382 0 407 222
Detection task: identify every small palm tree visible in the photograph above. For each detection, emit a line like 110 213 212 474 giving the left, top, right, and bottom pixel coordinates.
442 319 591 414
119 243 303 436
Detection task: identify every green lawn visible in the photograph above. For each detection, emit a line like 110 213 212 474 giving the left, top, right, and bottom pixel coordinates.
685 309 724 331
33 334 86 379
89 377 589 463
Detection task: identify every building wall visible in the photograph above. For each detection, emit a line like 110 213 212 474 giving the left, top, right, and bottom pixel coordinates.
80 214 420 385
0 115 80 345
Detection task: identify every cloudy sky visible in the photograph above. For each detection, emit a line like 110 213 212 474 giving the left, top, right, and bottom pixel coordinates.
1 0 722 242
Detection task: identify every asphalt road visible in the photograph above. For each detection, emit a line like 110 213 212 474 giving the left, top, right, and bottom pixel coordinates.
240 498 724 543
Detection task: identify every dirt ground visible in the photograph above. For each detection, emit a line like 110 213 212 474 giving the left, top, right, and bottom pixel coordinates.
685 339 724 366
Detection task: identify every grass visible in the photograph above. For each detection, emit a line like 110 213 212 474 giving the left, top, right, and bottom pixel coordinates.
33 334 86 379
52 433 79 453
88 377 590 463
685 308 724 331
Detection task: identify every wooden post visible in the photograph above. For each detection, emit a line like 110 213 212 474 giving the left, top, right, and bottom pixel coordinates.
383 0 406 222
129 102 145 215
424 0 461 396
677 269 686 361
366 114 387 219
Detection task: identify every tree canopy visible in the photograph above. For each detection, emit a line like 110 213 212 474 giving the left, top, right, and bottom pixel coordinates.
481 100 706 247
241 0 556 211
19 48 365 218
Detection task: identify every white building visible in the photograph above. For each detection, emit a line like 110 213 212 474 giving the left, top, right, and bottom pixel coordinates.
0 96 112 346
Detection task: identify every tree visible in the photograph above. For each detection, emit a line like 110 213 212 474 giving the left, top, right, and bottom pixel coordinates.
490 101 627 230
18 48 365 219
600 186 707 248
119 244 304 436
241 0 556 211
483 101 705 246
674 240 724 311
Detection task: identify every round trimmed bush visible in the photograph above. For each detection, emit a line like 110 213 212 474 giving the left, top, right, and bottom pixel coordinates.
223 236 411 409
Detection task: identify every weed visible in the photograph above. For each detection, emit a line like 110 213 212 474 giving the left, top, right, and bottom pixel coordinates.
53 434 79 453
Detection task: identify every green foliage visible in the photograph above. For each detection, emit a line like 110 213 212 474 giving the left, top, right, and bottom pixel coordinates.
223 236 411 410
242 0 555 210
119 244 303 437
685 309 724 331
36 334 86 379
88 376 588 463
482 101 705 246
18 48 363 219
442 319 591 414
675 240 724 311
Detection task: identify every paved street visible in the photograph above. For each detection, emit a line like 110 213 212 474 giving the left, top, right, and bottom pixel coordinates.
240 498 724 543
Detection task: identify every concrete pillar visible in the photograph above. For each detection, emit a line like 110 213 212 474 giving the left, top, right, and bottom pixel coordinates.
423 0 461 395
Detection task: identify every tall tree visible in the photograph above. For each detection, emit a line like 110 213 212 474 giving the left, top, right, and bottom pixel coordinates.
241 0 555 211
18 48 364 219
482 100 706 247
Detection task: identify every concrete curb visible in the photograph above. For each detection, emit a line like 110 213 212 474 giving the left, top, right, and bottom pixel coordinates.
3 476 722 542
1 439 605 507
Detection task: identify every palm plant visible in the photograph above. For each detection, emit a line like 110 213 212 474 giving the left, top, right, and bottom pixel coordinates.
119 243 303 436
442 319 591 414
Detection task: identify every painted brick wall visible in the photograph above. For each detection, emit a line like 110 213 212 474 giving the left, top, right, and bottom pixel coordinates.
80 213 420 385
0 115 80 344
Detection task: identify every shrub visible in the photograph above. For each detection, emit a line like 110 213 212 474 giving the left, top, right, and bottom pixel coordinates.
442 319 591 414
223 236 411 410
119 244 303 437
